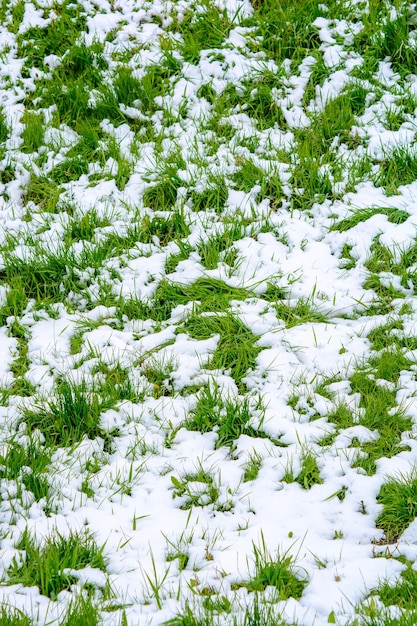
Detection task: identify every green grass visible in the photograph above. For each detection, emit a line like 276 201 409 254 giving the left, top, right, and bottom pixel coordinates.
190 178 229 214
347 368 412 475
197 224 244 269
169 0 233 65
17 2 86 71
372 559 417 610
0 247 76 303
243 451 263 482
20 111 45 153
376 470 417 543
295 450 323 490
165 596 290 626
7 528 108 599
0 607 31 626
348 605 417 626
331 206 410 232
61 594 102 626
181 312 262 388
0 108 9 144
321 353 413 474
22 379 110 447
232 537 307 598
364 238 417 294
273 297 329 327
114 64 172 113
0 439 51 504
372 9 417 78
239 72 286 130
142 353 177 398
185 384 270 449
171 468 221 510
2 0 417 622
375 146 417 194
243 0 322 67
114 277 255 323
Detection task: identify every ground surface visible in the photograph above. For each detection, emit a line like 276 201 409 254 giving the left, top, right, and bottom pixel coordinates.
1 0 417 624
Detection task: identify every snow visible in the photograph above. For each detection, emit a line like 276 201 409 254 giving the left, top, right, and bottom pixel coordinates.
1 0 417 624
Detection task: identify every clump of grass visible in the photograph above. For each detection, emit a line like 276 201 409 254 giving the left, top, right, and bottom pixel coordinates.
290 157 335 211
331 206 409 232
301 53 331 107
22 379 106 447
176 278 253 313
0 246 74 303
261 283 289 302
376 470 417 543
164 606 220 626
24 174 62 212
138 212 190 246
190 178 229 214
165 241 194 273
364 238 395 273
165 548 189 573
347 604 417 626
181 312 262 388
367 322 417 352
92 360 142 405
119 277 253 324
232 536 307 599
312 89 366 150
197 223 243 269
372 9 417 78
238 595 290 626
296 450 323 490
7 527 107 599
171 469 220 510
165 596 288 626
232 159 265 193
57 40 106 87
0 108 9 144
243 451 263 482
348 370 412 474
0 606 31 626
240 72 286 130
368 349 412 384
0 235 128 307
64 209 110 245
20 111 44 153
245 0 322 67
362 275 404 315
114 64 171 113
51 155 91 184
0 439 51 503
185 384 267 449
353 416 410 475
170 0 232 64
17 1 87 71
368 320 403 350
375 146 417 195
61 594 101 626
274 297 328 327
352 0 396 77
372 558 417 610
350 370 397 419
142 354 177 399
143 177 183 211
8 330 36 398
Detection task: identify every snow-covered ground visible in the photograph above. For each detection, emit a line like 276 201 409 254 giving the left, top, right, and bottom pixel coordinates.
1 0 417 623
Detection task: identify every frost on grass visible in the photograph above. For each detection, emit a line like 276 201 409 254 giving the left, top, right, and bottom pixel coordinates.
1 0 417 624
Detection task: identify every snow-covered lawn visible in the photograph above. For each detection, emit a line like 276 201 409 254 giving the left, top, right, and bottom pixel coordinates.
1 0 417 623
